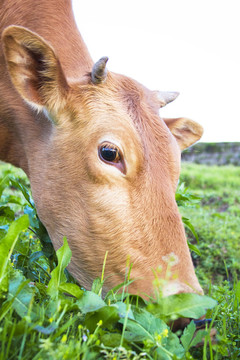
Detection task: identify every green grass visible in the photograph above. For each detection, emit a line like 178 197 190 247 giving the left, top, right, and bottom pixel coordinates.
179 163 240 359
0 161 239 359
179 164 240 285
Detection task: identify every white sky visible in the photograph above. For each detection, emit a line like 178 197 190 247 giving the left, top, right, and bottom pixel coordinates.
72 0 240 142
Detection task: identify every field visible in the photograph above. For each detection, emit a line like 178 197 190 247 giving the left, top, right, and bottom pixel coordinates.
0 161 239 359
180 163 240 287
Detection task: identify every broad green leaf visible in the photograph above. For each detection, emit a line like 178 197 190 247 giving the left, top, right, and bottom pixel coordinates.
176 183 201 208
0 175 10 197
10 237 29 256
47 237 72 299
187 241 201 256
190 329 207 348
120 308 167 342
10 178 34 208
0 206 15 222
128 294 147 308
59 282 84 299
76 291 106 313
113 301 135 320
34 323 58 334
0 225 8 239
180 320 196 351
36 221 52 244
156 332 185 360
1 194 25 206
85 305 120 332
0 296 15 322
27 213 55 262
24 205 39 228
0 215 29 294
100 333 124 347
7 319 27 337
8 270 35 319
121 308 184 359
175 193 190 202
45 298 59 319
29 251 45 264
91 277 102 294
182 217 199 243
147 293 217 320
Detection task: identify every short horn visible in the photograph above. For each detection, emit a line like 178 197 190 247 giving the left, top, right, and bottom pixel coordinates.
156 91 179 108
91 56 109 84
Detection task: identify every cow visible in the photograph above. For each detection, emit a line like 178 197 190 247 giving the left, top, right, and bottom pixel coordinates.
0 0 203 298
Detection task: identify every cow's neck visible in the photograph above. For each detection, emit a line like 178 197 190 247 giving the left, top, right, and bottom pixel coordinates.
0 0 93 77
0 0 93 172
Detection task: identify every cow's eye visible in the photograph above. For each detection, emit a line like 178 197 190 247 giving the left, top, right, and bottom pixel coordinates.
98 142 126 174
99 143 121 163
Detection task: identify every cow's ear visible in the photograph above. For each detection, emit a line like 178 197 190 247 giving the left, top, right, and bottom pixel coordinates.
2 25 69 113
164 117 203 150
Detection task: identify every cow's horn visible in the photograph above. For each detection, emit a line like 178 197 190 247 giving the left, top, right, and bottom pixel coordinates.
91 56 109 84
157 91 179 108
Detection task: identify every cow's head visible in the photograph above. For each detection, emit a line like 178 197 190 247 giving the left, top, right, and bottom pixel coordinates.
2 26 203 297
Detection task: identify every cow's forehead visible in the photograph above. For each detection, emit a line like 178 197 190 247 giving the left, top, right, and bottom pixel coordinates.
113 75 172 144
69 72 171 150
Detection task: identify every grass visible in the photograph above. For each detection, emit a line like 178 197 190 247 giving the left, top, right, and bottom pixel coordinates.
179 164 240 285
0 161 239 359
179 163 240 359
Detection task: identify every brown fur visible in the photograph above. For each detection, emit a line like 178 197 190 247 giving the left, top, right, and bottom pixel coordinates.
0 0 204 297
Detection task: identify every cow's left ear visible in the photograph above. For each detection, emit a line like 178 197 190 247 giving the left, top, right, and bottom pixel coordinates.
2 25 69 114
164 117 203 150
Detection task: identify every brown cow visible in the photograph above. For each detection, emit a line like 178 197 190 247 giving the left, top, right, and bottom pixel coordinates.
0 0 203 297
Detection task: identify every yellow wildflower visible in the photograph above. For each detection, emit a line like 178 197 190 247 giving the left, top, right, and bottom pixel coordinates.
61 334 67 343
97 320 103 327
155 328 169 343
162 329 169 337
